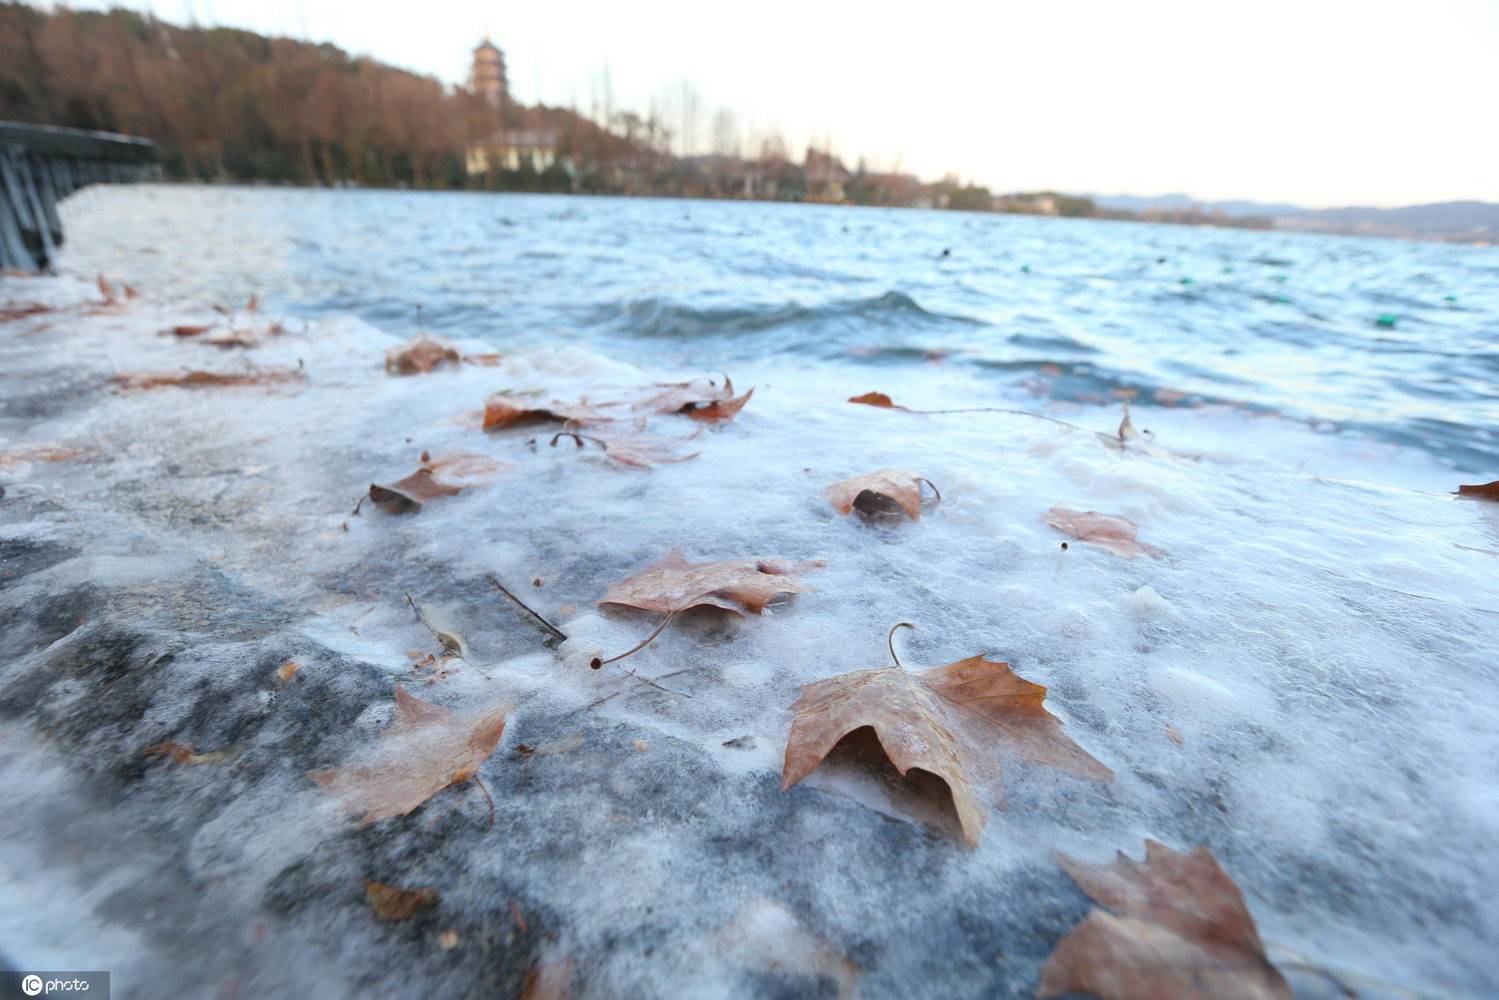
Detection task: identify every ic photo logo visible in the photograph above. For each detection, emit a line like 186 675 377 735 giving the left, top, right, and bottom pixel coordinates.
15 975 93 997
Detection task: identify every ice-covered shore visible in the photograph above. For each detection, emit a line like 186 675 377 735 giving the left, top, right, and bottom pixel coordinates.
1 273 1496 999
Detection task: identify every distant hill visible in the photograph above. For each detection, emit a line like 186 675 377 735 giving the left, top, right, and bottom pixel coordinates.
1088 193 1499 243
1089 193 1305 218
1276 201 1499 243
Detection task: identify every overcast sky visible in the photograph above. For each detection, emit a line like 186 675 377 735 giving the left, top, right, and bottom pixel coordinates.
67 0 1499 207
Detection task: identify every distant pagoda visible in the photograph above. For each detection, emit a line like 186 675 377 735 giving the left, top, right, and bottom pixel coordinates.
470 38 508 111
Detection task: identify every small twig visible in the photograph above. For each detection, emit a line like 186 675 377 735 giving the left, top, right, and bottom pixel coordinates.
591 609 680 669
624 667 692 698
560 690 621 720
405 592 458 656
487 574 569 643
887 621 916 668
350 493 365 516
471 775 496 828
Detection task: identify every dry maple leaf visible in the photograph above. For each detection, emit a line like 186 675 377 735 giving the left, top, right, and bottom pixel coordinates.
386 335 461 375
1038 840 1291 1000
362 879 439 921
599 550 823 616
1455 480 1499 500
782 643 1111 846
310 685 511 825
847 391 907 410
634 375 753 423
826 469 938 521
369 451 508 513
483 394 613 430
1045 505 1163 559
111 369 304 391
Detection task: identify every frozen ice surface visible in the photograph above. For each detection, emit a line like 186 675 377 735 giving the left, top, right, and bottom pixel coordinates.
1 273 1497 999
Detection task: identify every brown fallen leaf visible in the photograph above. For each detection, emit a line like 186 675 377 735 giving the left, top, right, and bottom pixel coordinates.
170 324 214 337
362 879 439 921
848 391 907 410
0 444 95 469
520 953 574 1000
1166 725 1185 746
600 549 823 616
276 660 303 686
310 685 511 825
1038 840 1291 1000
781 632 1111 846
826 469 938 521
1045 505 1164 559
0 303 56 322
143 741 235 765
386 335 461 375
369 451 508 513
635 375 753 423
201 330 261 348
1456 480 1499 501
111 369 304 391
483 394 613 430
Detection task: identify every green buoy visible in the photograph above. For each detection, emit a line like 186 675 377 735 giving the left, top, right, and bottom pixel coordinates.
1375 313 1398 328
1021 264 1030 273
1180 277 1195 285
1444 295 1457 303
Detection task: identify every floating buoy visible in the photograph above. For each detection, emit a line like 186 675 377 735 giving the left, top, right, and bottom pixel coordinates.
1375 313 1398 328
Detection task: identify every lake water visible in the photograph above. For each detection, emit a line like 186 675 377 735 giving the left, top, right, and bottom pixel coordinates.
59 184 1499 479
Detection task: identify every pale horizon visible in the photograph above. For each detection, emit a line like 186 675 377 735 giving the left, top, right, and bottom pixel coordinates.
54 0 1499 209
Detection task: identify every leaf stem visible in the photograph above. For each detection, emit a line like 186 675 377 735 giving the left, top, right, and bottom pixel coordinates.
590 609 680 669
887 621 916 668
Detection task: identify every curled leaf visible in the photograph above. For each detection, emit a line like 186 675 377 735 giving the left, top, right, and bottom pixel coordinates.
1038 840 1291 1000
386 335 461 375
369 451 508 513
636 375 753 422
171 324 213 337
826 468 936 521
600 549 822 616
782 651 1111 846
1045 505 1163 559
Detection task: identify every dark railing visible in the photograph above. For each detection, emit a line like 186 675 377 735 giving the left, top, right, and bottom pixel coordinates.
0 121 157 272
